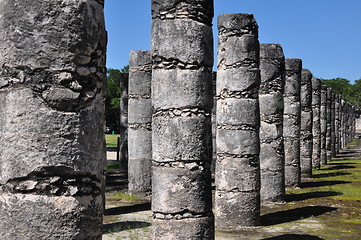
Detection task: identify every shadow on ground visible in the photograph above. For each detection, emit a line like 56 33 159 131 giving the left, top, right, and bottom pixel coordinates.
312 171 351 178
261 234 324 240
261 206 337 226
285 191 342 202
300 180 351 188
321 165 356 171
103 221 151 234
105 202 151 216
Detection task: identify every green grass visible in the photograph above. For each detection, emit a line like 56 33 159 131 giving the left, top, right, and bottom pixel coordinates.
107 161 120 172
106 134 120 148
110 192 140 202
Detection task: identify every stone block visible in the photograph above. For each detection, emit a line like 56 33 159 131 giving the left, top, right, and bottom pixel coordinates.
152 68 213 111
217 129 259 156
128 98 152 124
151 18 213 67
216 68 260 94
216 157 260 192
215 191 260 228
217 98 259 126
152 115 211 162
152 166 212 214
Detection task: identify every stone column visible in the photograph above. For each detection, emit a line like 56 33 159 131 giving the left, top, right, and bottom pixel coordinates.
151 0 214 238
128 50 152 196
119 70 129 170
215 13 261 228
340 99 346 149
326 88 332 162
259 44 285 203
211 71 217 174
320 85 328 165
312 77 321 169
330 92 336 158
0 1 106 239
300 69 313 178
283 58 302 188
335 94 341 154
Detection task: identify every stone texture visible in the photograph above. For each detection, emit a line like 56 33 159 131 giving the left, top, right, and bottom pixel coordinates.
119 70 129 170
312 77 321 169
0 1 106 239
128 50 152 196
300 69 313 178
283 58 302 188
259 44 285 203
215 13 261 228
320 85 328 165
330 92 336 158
326 88 332 162
151 0 214 238
334 94 341 154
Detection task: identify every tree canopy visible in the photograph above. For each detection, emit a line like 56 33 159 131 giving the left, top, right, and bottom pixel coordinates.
321 78 361 106
105 66 128 132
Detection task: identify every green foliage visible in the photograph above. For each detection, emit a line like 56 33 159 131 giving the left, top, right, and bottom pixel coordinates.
321 77 361 106
105 66 128 132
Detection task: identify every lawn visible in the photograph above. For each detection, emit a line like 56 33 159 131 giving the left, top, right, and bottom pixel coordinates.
106 134 120 148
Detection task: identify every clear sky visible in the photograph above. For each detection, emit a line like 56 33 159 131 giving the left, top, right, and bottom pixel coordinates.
104 0 361 83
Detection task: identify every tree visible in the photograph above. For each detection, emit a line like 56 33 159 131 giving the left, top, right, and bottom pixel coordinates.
321 77 361 106
105 65 129 132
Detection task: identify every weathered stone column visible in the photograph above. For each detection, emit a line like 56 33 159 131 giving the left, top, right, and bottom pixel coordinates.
128 50 152 196
335 94 341 154
300 69 313 178
0 1 106 239
215 13 261 228
330 92 336 158
259 44 285 203
151 0 214 238
326 88 332 162
119 70 129 170
211 71 217 173
320 85 328 165
283 58 302 188
312 77 321 169
340 99 346 149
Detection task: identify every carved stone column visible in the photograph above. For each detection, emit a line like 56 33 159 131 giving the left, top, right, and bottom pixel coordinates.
215 13 261 228
128 50 152 196
300 69 313 178
151 0 214 238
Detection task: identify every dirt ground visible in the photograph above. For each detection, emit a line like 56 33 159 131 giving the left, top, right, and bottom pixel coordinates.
103 140 361 240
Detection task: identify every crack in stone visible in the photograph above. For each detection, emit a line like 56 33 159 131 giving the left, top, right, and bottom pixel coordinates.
152 160 209 171
129 94 151 99
217 88 258 99
152 1 213 26
0 167 101 197
129 64 152 72
153 107 210 118
217 124 257 132
218 58 258 70
218 27 258 41
153 210 213 220
260 114 283 124
152 55 209 70
129 123 152 130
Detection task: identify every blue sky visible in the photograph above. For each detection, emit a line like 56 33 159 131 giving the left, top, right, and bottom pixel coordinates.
104 0 361 82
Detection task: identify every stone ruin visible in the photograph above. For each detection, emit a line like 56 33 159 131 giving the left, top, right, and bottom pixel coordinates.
215 13 261 228
0 0 358 239
0 0 106 239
